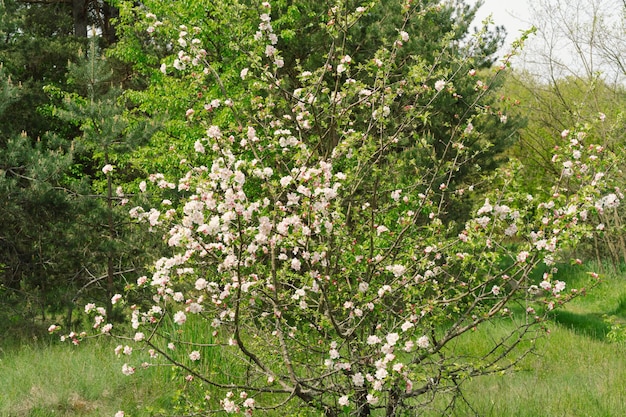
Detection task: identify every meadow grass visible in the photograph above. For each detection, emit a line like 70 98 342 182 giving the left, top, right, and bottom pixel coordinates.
0 337 180 417
2 261 626 416
431 260 626 417
434 320 626 417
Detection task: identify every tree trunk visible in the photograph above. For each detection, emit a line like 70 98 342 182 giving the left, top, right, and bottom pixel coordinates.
385 388 400 417
72 0 88 38
101 1 119 45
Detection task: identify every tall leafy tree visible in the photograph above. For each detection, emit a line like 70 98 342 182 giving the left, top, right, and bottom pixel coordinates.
111 0 521 224
14 0 119 43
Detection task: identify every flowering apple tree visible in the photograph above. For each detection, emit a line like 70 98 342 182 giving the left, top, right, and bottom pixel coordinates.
55 1 621 415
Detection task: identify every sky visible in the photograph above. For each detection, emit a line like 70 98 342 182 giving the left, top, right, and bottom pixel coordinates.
468 0 535 52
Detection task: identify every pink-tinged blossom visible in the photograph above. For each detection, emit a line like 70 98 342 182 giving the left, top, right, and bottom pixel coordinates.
291 258 302 271
399 31 409 42
48 324 59 333
134 332 145 342
121 364 135 375
243 398 256 409
434 79 446 92
189 350 201 361
173 311 187 325
188 302 203 314
504 223 518 236
416 335 430 349
367 335 381 345
390 189 402 201
195 278 208 290
596 193 620 211
280 175 293 187
494 204 510 219
111 294 122 305
115 411 125 417
516 251 530 263
222 398 238 413
148 209 160 226
352 372 365 387
386 264 406 277
194 140 205 154
378 285 392 297
553 280 566 294
102 164 114 174
386 332 400 346
375 368 388 380
206 125 222 139
476 216 490 228
376 225 389 235
93 315 104 329
338 395 349 407
491 285 501 296
403 340 415 352
265 44 276 57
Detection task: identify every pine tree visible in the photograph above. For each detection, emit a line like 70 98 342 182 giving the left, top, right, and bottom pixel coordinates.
0 66 78 330
51 37 158 317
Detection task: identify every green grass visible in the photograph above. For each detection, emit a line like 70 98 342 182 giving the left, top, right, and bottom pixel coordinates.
434 260 626 417
448 326 626 417
3 261 626 416
0 338 179 417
